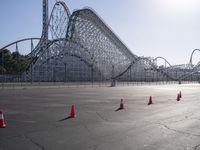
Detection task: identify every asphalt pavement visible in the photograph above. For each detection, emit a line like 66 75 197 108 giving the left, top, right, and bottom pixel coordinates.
0 84 200 150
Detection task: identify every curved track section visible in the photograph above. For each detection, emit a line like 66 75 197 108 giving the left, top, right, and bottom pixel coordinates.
27 1 71 63
49 1 71 40
113 57 176 81
154 57 172 67
0 38 40 52
1 1 200 83
66 8 138 79
189 49 200 66
31 7 139 81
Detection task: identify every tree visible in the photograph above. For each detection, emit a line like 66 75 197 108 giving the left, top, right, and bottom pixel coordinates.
0 49 12 74
0 49 30 74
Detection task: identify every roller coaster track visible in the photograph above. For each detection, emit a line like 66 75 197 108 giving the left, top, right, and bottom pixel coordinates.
0 38 40 52
113 56 176 81
0 0 200 83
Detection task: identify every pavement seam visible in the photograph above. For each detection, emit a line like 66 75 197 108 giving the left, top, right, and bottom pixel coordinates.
88 144 98 150
95 112 108 122
155 122 200 138
194 144 200 150
158 112 193 124
24 135 45 150
3 125 56 139
192 117 200 121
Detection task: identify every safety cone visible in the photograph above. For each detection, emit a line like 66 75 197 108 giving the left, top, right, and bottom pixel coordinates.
176 93 180 101
179 91 182 98
119 99 124 109
0 110 6 128
70 104 76 118
148 96 153 105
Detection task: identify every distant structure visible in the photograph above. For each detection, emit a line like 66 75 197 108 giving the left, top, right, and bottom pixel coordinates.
0 0 200 84
42 0 49 40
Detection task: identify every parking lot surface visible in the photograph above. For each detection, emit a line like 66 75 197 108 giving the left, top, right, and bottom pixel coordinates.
0 84 200 150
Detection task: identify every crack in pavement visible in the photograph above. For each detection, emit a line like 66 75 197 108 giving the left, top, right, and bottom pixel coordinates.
96 112 108 122
4 125 56 139
76 125 99 150
194 144 200 150
88 144 98 150
192 117 200 121
180 143 194 150
159 111 194 124
156 123 200 138
164 118 190 124
82 121 140 147
24 135 45 150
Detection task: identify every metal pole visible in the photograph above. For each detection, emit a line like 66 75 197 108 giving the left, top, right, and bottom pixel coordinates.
64 63 67 83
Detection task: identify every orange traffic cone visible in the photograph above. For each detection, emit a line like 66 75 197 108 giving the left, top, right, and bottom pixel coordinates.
0 110 6 128
176 93 180 101
148 96 153 105
119 99 124 109
179 91 182 98
70 104 76 118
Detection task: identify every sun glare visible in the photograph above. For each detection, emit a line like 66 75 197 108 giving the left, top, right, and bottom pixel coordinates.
158 0 199 14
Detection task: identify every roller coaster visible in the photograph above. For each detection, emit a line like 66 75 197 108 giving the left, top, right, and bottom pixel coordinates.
0 0 200 85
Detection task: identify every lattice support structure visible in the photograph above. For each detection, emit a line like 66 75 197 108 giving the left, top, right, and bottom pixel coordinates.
0 0 200 84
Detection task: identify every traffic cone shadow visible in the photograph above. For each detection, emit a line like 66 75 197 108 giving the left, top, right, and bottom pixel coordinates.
58 116 71 122
179 91 182 98
176 93 180 101
58 104 77 122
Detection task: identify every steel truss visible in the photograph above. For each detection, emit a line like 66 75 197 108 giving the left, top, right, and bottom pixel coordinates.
0 0 200 84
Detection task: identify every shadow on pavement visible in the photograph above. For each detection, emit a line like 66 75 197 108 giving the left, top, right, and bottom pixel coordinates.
58 116 72 122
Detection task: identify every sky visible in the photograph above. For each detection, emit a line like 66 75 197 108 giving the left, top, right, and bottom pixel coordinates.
1 0 200 65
